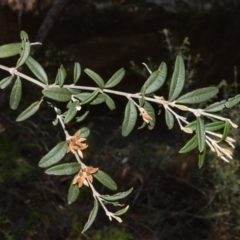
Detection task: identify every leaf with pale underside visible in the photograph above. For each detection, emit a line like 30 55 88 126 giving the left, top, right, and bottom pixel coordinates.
16 31 30 68
64 101 78 123
101 188 133 201
0 76 13 89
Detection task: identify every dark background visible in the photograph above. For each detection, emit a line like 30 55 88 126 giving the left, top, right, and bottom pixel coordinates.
1 1 240 239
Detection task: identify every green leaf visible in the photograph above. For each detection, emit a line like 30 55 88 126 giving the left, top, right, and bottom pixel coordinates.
81 198 99 234
0 42 21 58
104 94 116 110
196 117 205 153
105 68 125 88
122 100 137 137
68 182 80 205
64 101 78 123
205 121 225 131
113 205 129 216
204 100 226 112
165 109 174 129
45 163 80 175
186 120 197 131
84 69 104 88
16 31 31 68
93 170 117 191
42 87 72 102
73 62 81 84
79 127 90 138
179 134 198 153
26 56 48 84
101 188 133 201
176 87 218 104
143 101 155 130
55 65 66 87
89 93 106 105
0 76 13 89
76 110 89 122
16 101 40 122
141 62 167 95
220 120 231 142
168 55 185 101
225 94 240 108
38 141 68 168
79 90 99 105
9 77 22 110
198 145 206 169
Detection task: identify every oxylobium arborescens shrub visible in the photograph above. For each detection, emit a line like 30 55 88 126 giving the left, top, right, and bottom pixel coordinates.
0 31 239 233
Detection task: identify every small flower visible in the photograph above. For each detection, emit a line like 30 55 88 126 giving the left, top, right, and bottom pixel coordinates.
73 166 98 188
138 107 152 124
67 131 88 158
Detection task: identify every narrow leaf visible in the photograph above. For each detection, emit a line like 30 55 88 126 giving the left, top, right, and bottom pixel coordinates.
68 182 80 205
141 62 167 95
45 163 80 175
16 101 40 122
165 109 175 129
186 120 197 131
64 101 78 123
10 77 22 110
80 90 99 105
101 188 133 201
84 69 104 88
16 31 31 68
93 170 117 191
143 101 155 130
176 87 218 104
114 205 129 216
104 94 116 110
205 121 225 131
179 134 198 153
220 120 231 142
42 87 72 102
225 94 240 108
105 68 125 88
90 93 106 105
73 62 81 84
204 100 226 112
196 117 205 153
122 100 137 137
81 198 99 234
0 42 21 58
76 110 89 122
198 145 206 169
168 55 185 101
26 56 48 84
38 141 68 168
0 76 13 89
